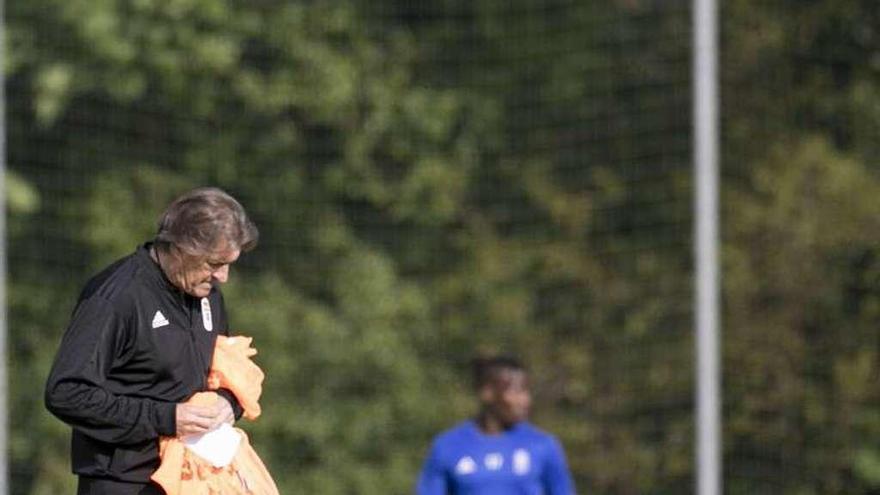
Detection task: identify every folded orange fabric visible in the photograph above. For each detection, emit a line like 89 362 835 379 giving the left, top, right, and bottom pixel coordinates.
151 336 278 495
208 336 264 420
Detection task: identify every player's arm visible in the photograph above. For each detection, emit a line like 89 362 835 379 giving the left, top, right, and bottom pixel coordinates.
44 297 177 444
416 441 449 495
542 436 577 495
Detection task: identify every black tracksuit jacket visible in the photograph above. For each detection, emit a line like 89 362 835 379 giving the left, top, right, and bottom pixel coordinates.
45 243 242 482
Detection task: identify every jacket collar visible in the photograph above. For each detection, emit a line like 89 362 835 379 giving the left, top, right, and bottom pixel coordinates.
136 242 185 296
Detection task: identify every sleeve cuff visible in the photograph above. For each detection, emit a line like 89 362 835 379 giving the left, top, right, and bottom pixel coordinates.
216 388 244 420
154 401 178 436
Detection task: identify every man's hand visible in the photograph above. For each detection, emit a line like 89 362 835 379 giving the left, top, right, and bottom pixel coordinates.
175 396 235 437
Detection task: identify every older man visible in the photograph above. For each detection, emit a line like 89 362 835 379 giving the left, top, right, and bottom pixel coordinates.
45 187 258 494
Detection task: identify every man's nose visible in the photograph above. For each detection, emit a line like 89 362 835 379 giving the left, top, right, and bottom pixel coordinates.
212 264 230 283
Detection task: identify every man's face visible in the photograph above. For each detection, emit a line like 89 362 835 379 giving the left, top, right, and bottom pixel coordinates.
169 244 241 298
480 368 532 427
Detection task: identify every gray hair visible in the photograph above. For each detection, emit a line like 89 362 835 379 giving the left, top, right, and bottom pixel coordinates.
155 187 258 256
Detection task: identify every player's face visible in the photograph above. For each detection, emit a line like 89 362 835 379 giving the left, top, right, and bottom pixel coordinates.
168 243 240 298
486 369 531 427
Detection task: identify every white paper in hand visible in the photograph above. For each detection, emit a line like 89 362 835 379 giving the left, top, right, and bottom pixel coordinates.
183 423 242 467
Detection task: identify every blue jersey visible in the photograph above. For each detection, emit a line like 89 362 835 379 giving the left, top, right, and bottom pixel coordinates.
416 420 576 495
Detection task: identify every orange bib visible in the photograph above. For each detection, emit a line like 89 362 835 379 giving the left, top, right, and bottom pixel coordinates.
151 336 279 495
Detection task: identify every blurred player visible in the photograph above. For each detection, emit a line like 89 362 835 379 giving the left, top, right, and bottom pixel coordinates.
416 355 576 494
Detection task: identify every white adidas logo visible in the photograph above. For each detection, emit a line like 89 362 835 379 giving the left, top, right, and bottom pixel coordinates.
152 310 170 329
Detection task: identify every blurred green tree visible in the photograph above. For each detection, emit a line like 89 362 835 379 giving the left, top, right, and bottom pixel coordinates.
8 0 880 494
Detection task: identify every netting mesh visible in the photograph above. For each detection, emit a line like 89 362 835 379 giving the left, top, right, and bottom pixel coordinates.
11 0 879 494
6 1 695 493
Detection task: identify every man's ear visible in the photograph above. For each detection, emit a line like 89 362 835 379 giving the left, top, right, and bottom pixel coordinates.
478 385 493 404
